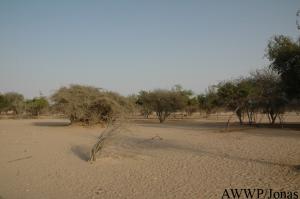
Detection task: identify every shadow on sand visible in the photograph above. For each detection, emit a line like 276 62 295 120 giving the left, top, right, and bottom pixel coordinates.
134 119 300 132
71 145 90 161
293 165 300 171
254 122 300 131
134 119 228 130
33 120 71 127
119 134 299 170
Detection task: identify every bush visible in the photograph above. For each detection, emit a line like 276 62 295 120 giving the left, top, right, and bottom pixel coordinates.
51 85 130 125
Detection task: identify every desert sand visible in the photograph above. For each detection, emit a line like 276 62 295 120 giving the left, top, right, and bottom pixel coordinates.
0 118 299 199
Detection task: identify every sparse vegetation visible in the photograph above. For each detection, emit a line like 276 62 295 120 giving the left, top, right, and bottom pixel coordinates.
51 85 131 125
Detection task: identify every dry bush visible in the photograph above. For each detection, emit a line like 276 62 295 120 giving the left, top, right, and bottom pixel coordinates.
51 85 133 162
89 121 124 162
51 85 131 125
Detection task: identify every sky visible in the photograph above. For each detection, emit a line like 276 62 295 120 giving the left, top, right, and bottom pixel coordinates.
0 0 299 98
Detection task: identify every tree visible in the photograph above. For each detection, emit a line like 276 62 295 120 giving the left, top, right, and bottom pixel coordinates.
266 35 300 100
125 94 139 115
136 91 153 118
250 68 287 124
2 92 25 115
216 68 287 125
185 97 199 116
172 85 198 116
26 97 49 116
0 93 8 112
217 80 251 124
137 89 186 123
51 85 130 125
197 87 220 118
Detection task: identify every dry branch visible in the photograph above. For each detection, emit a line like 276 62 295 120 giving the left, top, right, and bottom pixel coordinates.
88 118 131 162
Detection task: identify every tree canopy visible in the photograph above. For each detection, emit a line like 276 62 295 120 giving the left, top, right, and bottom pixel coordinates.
137 88 187 123
0 92 24 115
26 97 49 116
51 85 131 124
266 35 300 99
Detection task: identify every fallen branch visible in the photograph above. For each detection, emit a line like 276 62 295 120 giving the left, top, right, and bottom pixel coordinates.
88 123 122 162
150 135 163 140
8 155 32 163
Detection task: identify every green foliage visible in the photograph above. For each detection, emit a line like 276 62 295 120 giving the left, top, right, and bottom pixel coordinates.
185 97 198 116
215 68 287 124
26 97 49 116
250 69 287 124
216 78 254 123
136 91 153 118
172 85 198 116
0 93 9 112
137 88 186 123
197 87 219 116
266 35 300 99
0 92 25 115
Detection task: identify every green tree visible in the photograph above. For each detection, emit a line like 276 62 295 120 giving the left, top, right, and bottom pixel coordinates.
266 35 300 99
250 68 287 124
137 89 186 123
216 69 287 125
26 97 49 116
136 91 153 118
185 97 199 116
217 80 247 124
2 92 25 115
0 93 9 112
172 85 198 116
197 87 219 118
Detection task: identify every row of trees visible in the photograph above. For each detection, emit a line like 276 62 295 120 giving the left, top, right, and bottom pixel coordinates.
1 35 299 125
0 92 49 117
0 85 133 125
201 69 287 125
134 69 287 125
135 35 300 124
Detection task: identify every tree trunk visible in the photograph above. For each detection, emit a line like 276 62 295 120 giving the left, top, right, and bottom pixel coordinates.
159 115 165 123
271 113 277 124
236 108 243 125
226 106 240 130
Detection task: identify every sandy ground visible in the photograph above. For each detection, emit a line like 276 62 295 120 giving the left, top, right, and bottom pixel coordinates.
0 119 299 199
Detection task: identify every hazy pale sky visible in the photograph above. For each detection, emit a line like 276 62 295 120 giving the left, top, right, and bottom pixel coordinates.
0 0 299 98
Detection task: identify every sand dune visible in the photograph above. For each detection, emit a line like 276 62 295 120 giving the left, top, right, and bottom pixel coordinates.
0 119 299 199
